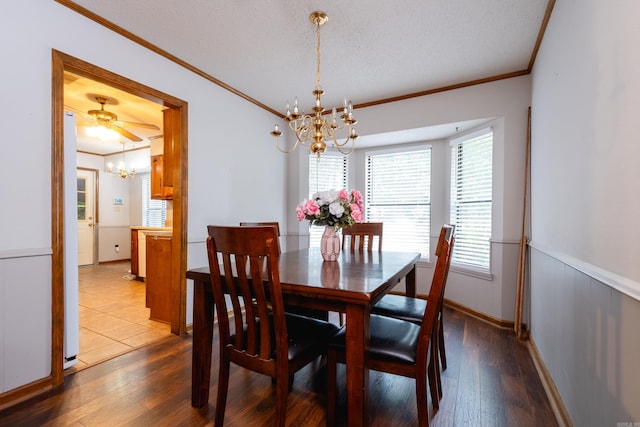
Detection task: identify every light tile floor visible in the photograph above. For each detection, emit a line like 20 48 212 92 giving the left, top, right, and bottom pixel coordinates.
69 261 171 372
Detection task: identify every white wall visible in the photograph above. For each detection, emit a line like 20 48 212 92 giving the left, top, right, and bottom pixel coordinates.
286 76 531 322
530 0 640 424
0 1 284 395
77 152 137 262
531 1 640 286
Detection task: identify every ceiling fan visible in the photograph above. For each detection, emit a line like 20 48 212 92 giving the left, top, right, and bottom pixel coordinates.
77 96 160 142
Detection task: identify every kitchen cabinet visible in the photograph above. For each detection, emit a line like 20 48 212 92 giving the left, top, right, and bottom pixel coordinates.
150 155 172 200
145 232 172 323
130 226 172 280
149 108 179 200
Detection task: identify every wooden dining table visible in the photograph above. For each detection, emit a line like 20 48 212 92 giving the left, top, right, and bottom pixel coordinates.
187 247 420 427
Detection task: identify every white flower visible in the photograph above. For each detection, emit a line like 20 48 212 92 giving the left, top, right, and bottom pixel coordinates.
329 202 345 218
314 190 339 206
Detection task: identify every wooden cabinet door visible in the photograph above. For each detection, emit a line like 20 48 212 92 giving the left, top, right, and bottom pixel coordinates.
130 229 139 276
162 108 180 189
146 234 172 323
150 155 165 199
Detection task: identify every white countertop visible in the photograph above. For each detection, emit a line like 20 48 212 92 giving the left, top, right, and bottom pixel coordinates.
130 226 172 231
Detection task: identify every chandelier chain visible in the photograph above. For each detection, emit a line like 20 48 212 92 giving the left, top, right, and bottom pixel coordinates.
316 18 321 90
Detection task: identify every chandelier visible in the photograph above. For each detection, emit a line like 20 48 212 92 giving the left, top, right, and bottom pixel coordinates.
270 11 358 157
107 142 136 179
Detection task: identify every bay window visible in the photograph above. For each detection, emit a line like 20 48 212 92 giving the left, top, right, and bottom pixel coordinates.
449 128 493 270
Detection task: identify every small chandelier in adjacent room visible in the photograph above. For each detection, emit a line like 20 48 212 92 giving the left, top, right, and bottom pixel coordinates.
107 142 136 179
270 11 358 158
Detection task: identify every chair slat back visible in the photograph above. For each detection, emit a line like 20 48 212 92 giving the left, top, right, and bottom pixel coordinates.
434 224 455 258
417 230 454 356
239 221 281 255
207 225 284 365
342 222 383 252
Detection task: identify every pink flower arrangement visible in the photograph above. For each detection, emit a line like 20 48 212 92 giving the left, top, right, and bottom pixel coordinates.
296 189 364 229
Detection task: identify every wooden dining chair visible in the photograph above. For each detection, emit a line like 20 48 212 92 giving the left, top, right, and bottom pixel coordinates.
239 221 330 322
206 225 340 427
371 224 455 402
326 231 454 427
337 221 384 325
341 222 383 252
239 221 281 255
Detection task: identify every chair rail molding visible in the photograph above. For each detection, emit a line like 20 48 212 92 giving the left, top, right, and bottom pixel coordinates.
528 240 640 302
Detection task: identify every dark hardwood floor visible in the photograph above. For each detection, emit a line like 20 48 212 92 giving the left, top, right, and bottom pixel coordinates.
0 307 558 426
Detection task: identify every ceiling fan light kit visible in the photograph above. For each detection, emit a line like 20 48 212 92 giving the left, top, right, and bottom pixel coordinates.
270 11 358 158
85 124 120 141
78 96 160 143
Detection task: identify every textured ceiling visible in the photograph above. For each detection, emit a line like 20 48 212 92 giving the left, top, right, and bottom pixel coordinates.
61 0 551 154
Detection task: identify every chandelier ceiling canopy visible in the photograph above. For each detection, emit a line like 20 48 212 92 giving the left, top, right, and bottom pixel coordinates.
270 11 358 158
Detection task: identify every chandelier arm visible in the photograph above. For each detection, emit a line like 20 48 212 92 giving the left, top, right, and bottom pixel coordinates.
334 136 357 155
325 123 356 155
323 123 336 145
273 132 300 154
289 115 313 144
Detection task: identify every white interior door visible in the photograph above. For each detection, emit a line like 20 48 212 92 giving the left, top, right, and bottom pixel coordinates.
77 169 96 266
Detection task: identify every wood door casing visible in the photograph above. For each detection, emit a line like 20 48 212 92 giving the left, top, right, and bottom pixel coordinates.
49 50 189 400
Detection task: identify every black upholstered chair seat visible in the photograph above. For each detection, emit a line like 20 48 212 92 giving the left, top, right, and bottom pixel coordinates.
284 313 340 359
372 294 427 325
230 313 339 361
328 314 421 364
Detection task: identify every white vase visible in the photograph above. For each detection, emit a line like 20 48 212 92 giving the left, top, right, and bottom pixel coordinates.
320 226 340 262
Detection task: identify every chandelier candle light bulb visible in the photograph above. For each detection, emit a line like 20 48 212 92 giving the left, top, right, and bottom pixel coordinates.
270 11 359 158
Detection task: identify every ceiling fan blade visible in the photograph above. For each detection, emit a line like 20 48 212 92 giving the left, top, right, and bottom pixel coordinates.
112 125 143 142
116 120 160 130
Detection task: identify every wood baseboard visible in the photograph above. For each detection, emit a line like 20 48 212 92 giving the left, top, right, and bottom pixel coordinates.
98 259 132 265
526 336 573 427
0 376 55 412
443 298 515 330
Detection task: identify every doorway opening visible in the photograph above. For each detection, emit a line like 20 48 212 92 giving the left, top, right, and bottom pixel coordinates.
76 168 97 267
52 50 188 384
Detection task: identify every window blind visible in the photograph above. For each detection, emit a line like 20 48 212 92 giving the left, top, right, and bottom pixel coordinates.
365 148 431 258
308 154 348 247
141 174 166 227
449 129 493 270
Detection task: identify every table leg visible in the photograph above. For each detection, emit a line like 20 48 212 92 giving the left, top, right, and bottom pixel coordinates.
345 304 371 427
405 264 417 297
191 278 214 408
